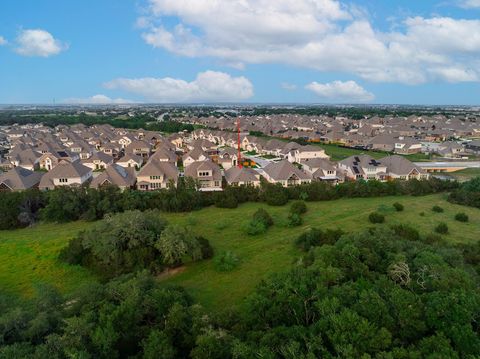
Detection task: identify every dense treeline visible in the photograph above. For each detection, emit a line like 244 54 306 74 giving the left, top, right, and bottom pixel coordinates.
0 112 195 132
0 177 458 230
448 177 480 209
2 226 480 357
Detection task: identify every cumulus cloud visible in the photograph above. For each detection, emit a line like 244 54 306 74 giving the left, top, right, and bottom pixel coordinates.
0 36 7 46
104 71 254 103
63 95 134 105
306 80 375 102
139 0 480 84
15 29 67 57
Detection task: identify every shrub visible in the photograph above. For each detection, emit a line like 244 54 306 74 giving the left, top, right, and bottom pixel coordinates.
245 219 267 235
393 202 404 212
432 205 444 213
252 208 274 228
213 251 240 272
263 184 288 206
197 236 214 259
295 228 344 251
287 212 303 227
369 212 385 224
419 212 425 217
214 192 238 209
424 233 442 244
435 222 449 234
390 224 420 241
290 201 307 215
214 220 228 231
455 212 469 222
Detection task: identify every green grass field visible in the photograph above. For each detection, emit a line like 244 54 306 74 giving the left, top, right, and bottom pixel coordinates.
1 194 479 310
448 168 480 182
318 143 432 162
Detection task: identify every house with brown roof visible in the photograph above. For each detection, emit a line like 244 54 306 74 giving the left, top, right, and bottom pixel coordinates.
287 144 329 163
10 148 42 171
137 161 179 191
302 158 340 183
0 167 43 191
125 140 152 159
39 160 93 190
262 160 312 187
81 152 114 171
218 148 238 170
184 160 223 191
338 155 387 181
380 155 429 180
116 153 143 169
224 166 261 187
90 164 136 191
182 148 208 167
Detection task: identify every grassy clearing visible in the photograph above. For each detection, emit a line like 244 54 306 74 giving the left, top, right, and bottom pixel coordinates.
317 143 431 162
1 194 479 310
448 168 480 182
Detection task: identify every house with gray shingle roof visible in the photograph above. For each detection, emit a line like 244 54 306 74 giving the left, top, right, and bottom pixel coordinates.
224 166 261 187
262 160 311 187
137 161 179 191
90 164 136 191
184 160 222 191
0 167 43 191
39 160 92 190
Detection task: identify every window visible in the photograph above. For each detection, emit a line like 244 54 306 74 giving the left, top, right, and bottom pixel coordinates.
58 178 68 183
214 181 220 186
198 171 211 177
327 170 334 175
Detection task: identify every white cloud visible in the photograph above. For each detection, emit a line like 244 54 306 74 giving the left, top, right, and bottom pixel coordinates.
104 71 254 103
281 82 297 91
306 80 375 102
0 36 7 46
458 0 480 8
140 0 480 84
15 29 67 57
63 94 134 105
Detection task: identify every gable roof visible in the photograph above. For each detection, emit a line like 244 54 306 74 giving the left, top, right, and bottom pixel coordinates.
263 160 311 181
224 166 260 183
90 164 136 188
0 167 43 190
138 161 179 180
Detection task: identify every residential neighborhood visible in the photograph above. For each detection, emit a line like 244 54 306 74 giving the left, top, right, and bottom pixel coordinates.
3 113 476 192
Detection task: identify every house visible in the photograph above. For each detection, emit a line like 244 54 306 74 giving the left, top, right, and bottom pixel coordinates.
435 141 466 158
125 140 151 159
184 160 223 191
218 147 238 170
39 160 93 190
149 147 177 165
262 160 312 187
10 148 42 171
368 135 422 154
39 150 80 171
287 144 329 163
116 153 143 169
137 161 179 191
466 140 480 153
302 158 340 183
81 151 114 170
338 155 387 181
182 148 208 167
0 167 43 191
224 166 261 187
380 155 429 180
90 164 136 190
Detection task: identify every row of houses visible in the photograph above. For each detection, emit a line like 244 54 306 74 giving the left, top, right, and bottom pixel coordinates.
0 153 428 192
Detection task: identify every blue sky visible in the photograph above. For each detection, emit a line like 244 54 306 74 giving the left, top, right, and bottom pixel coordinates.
1 0 480 104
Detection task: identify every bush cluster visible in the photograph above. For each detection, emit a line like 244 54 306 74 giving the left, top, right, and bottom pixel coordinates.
435 222 449 234
393 202 404 211
213 251 240 272
288 200 308 227
246 208 274 235
455 212 469 222
432 205 444 213
369 212 385 224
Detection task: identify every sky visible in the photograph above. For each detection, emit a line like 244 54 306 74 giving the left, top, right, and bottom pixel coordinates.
1 0 480 105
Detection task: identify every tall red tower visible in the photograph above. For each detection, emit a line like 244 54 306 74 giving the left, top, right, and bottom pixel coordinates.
237 117 242 168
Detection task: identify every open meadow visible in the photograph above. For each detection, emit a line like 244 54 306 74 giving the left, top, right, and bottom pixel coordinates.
1 193 479 310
